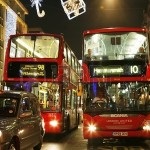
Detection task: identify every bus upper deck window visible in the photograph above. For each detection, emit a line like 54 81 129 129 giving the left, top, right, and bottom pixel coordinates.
111 37 121 45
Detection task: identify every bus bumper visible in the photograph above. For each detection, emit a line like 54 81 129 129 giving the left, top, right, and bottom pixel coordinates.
83 128 150 139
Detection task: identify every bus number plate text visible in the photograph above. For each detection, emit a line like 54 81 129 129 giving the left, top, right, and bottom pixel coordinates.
112 132 128 136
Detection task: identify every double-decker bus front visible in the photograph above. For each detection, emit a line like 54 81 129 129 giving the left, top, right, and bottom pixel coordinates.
82 27 150 145
3 33 80 134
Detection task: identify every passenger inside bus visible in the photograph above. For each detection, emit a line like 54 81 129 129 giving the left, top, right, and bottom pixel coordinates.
84 49 96 61
118 95 125 109
46 95 53 108
138 87 148 106
134 47 147 59
92 89 107 104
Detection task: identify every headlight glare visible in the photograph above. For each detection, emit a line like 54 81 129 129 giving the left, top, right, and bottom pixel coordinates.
88 124 96 132
143 120 150 131
49 120 58 127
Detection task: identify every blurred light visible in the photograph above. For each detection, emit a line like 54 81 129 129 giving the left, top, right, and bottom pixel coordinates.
5 8 17 48
18 129 24 134
0 130 2 137
143 125 150 131
101 0 120 9
88 124 96 132
143 121 150 131
49 120 58 127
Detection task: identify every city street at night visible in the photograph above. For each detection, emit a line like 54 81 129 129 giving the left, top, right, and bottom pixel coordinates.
1 1 150 150
41 124 150 150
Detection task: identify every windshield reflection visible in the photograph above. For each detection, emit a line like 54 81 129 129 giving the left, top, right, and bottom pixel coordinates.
0 98 18 117
83 31 148 61
84 82 150 112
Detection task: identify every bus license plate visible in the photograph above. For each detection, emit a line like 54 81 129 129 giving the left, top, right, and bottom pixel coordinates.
112 132 128 136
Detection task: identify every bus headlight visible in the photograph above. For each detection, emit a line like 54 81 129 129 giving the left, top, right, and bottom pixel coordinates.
88 124 96 132
143 121 150 131
49 120 58 127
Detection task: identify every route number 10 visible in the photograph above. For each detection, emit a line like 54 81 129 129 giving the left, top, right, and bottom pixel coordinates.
130 65 139 74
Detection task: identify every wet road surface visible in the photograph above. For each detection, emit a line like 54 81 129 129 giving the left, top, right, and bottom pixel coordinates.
41 124 150 150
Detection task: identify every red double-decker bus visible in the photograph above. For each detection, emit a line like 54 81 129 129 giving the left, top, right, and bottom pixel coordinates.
82 27 150 145
3 33 81 134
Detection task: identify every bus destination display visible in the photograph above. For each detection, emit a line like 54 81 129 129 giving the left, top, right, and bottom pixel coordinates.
20 64 45 77
92 65 143 77
7 62 58 78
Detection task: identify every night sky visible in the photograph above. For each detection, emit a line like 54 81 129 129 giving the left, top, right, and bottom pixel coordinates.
20 0 148 59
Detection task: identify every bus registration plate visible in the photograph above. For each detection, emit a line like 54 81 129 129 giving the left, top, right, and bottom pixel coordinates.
112 132 128 136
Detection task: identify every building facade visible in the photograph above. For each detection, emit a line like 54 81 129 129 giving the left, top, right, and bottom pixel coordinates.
0 0 28 82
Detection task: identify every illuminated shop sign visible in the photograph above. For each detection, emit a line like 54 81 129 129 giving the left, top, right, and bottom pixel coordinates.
92 65 142 77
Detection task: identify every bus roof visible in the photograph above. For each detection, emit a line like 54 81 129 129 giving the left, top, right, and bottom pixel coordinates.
83 27 147 35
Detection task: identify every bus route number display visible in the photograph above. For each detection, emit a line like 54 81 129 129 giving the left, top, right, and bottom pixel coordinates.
20 64 45 77
93 65 142 76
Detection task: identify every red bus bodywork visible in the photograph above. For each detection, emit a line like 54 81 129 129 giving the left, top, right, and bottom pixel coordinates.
82 27 150 143
3 33 81 134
